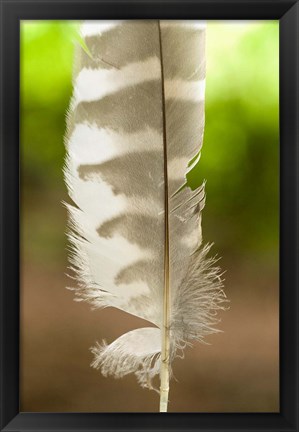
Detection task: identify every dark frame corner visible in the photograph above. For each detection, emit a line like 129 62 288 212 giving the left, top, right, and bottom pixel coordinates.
0 1 298 431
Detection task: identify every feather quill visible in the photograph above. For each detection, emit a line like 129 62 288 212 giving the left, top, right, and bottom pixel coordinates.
64 20 227 412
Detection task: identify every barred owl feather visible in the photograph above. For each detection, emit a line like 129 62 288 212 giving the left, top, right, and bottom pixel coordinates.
64 20 226 411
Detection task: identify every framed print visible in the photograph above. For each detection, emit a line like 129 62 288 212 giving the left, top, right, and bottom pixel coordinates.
0 0 298 431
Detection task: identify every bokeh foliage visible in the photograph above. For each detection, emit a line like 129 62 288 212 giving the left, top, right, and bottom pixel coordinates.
20 20 279 259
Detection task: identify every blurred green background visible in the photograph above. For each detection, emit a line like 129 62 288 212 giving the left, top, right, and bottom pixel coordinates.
20 21 279 412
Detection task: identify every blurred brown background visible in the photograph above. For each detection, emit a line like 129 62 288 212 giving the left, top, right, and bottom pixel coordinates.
20 21 279 412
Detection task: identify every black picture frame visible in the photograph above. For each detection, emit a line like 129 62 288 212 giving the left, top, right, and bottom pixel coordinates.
0 1 298 431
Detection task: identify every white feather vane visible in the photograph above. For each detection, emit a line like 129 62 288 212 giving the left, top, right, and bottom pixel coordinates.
64 20 227 411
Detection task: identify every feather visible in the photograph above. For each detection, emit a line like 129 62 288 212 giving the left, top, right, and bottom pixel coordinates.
64 20 227 412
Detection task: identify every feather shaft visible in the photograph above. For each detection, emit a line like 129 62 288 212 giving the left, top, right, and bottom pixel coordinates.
158 20 171 412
